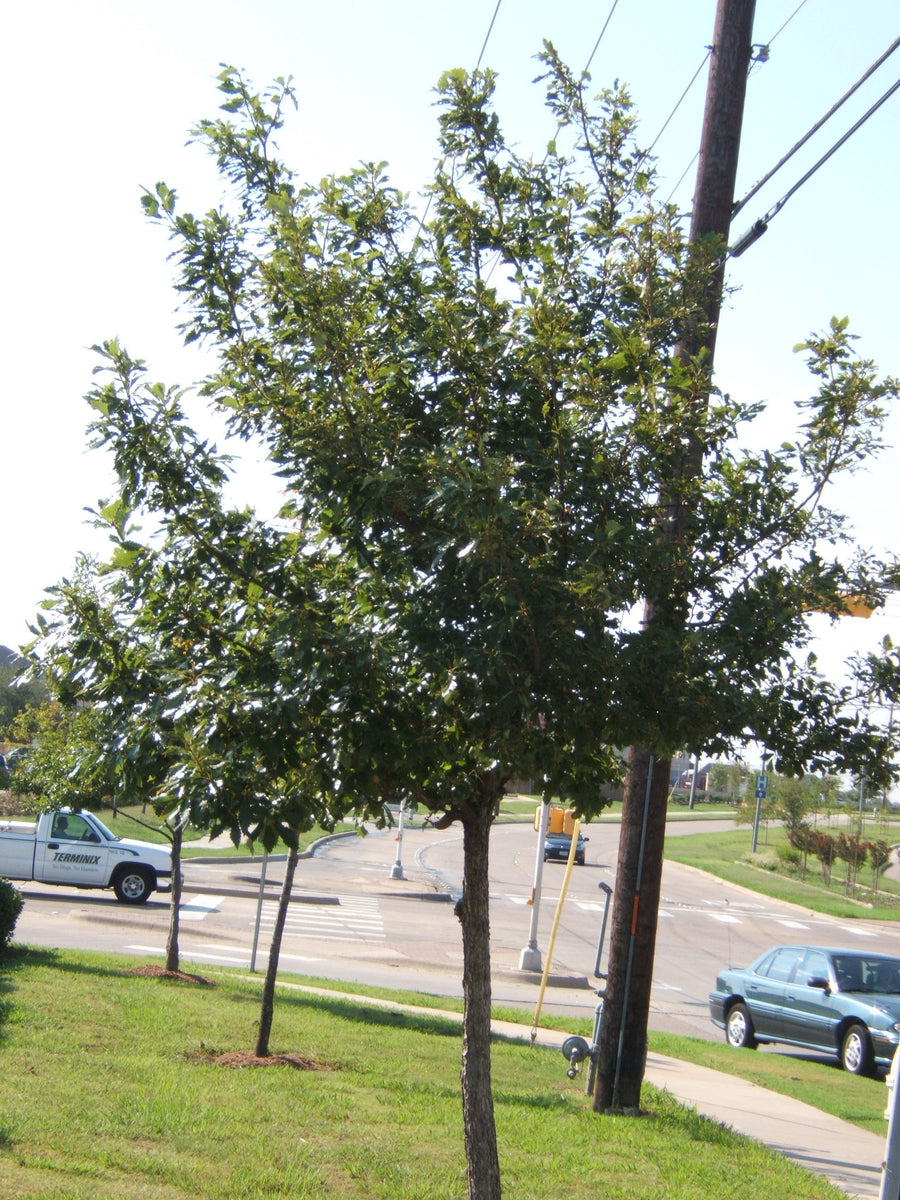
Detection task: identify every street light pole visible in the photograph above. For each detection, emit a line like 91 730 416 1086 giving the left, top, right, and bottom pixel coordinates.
519 798 550 972
389 801 406 880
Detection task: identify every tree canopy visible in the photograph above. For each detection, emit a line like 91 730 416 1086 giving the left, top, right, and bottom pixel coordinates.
30 53 898 1199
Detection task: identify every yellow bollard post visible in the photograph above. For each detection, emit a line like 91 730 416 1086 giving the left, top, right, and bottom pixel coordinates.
530 818 580 1044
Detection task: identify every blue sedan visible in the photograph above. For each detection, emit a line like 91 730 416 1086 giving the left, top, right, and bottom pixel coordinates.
543 832 587 865
709 944 900 1075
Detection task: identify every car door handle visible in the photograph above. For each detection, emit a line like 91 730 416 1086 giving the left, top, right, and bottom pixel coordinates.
48 842 60 849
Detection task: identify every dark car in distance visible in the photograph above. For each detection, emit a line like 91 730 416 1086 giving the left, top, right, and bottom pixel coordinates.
543 831 587 865
709 944 900 1075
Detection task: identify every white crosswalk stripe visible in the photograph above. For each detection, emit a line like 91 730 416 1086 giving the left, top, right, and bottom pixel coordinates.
178 894 226 921
256 895 385 942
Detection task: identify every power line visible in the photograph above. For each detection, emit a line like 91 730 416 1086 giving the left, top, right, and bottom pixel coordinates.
733 35 900 217
476 0 503 70
645 51 711 162
411 0 504 244
731 72 900 255
583 0 622 76
764 0 810 49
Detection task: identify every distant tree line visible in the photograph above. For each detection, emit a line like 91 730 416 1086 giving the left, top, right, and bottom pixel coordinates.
0 647 47 742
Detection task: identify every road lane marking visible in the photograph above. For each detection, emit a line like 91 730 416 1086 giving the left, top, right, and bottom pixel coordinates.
256 896 386 942
125 942 325 966
125 943 249 966
777 920 809 929
709 913 741 924
178 894 225 921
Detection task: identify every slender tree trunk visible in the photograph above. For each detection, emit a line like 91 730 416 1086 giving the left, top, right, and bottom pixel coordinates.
255 845 299 1057
456 801 502 1200
593 746 670 1112
164 824 183 973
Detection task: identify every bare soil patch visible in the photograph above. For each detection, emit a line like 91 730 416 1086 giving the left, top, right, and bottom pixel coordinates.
210 1050 323 1070
128 964 218 986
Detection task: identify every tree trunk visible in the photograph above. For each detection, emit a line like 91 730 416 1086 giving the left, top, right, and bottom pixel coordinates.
456 801 502 1200
254 845 299 1058
164 823 183 973
593 746 670 1112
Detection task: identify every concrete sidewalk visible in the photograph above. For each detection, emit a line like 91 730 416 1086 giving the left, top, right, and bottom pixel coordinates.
640 1050 884 1199
260 979 887 1199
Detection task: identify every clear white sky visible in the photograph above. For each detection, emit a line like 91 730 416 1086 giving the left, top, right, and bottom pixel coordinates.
2 1 898 697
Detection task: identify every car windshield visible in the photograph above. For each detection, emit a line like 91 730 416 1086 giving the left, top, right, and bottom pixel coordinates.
832 955 900 995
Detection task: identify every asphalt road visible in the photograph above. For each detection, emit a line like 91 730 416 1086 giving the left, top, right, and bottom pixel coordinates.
13 816 900 1040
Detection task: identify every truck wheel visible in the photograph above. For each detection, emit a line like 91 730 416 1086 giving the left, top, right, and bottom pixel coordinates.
113 866 155 904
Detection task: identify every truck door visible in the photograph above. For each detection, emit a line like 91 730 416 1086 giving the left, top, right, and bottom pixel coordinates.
34 812 111 887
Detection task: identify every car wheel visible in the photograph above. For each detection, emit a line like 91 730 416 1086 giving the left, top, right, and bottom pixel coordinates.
841 1023 874 1075
725 1002 758 1049
113 866 155 904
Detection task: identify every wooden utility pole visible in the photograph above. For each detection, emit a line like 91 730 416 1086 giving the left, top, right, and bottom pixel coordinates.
593 0 757 1114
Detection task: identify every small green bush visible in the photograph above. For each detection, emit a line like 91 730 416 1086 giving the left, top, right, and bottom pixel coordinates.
0 877 24 954
776 844 801 869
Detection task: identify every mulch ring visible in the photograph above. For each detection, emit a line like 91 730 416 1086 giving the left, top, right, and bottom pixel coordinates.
210 1050 323 1070
128 964 218 986
129 965 326 1071
182 1044 326 1070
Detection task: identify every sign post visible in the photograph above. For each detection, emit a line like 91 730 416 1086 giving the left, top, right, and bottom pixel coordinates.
751 768 768 854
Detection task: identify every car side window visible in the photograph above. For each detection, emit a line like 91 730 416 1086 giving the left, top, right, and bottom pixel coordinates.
800 950 830 984
761 947 802 982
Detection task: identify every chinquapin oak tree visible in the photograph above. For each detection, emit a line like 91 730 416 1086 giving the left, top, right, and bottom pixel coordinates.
35 49 898 1200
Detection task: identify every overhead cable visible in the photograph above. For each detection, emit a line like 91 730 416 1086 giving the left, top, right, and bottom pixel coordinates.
645 51 711 162
764 0 810 50
476 0 504 69
748 0 810 76
412 0 504 241
583 0 622 76
733 35 900 217
730 73 900 255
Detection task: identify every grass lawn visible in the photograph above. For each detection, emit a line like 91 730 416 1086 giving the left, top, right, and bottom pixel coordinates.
216 972 894 1137
663 821 900 919
0 945 847 1200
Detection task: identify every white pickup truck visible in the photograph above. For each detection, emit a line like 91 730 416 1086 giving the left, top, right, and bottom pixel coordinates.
0 809 173 904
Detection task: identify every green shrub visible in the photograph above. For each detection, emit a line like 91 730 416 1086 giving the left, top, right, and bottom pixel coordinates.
0 877 24 954
776 844 801 869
